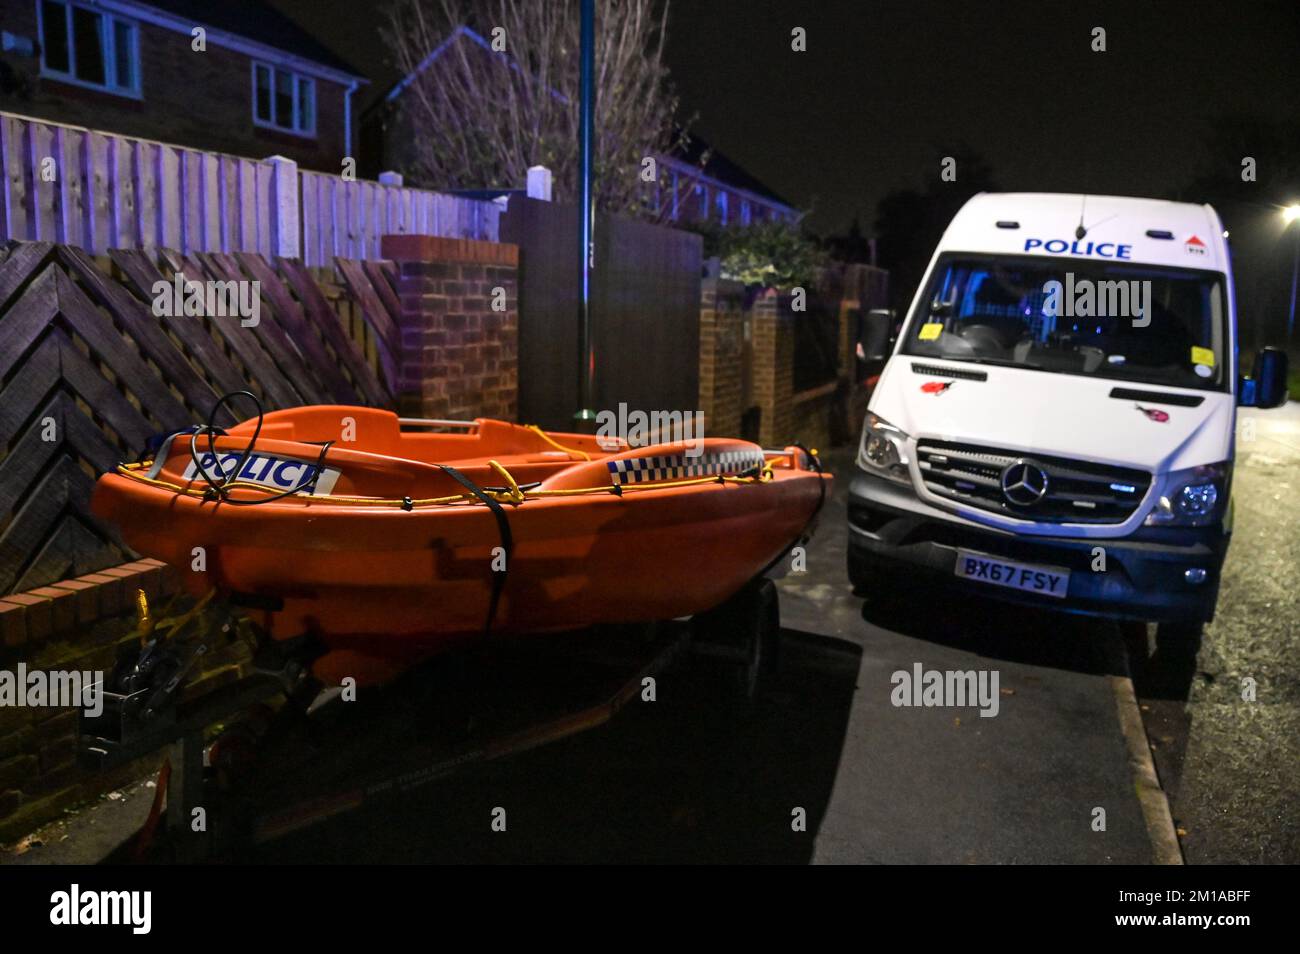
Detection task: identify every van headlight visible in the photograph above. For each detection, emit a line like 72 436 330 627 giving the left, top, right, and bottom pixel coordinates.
1143 462 1230 527
857 412 912 485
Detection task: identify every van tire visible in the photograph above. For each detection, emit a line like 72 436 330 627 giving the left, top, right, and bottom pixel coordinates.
1154 621 1203 671
1119 621 1152 674
1155 621 1203 652
692 578 781 703
848 554 912 614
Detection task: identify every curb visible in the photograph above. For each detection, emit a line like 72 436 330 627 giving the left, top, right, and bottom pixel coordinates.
1109 669 1184 865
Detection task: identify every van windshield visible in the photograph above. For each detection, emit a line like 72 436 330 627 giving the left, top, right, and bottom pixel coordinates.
901 255 1228 390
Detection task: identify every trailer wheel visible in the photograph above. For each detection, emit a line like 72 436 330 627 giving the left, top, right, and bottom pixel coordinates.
742 579 781 702
692 578 781 703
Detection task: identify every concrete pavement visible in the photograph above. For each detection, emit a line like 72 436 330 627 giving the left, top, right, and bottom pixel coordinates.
780 449 1155 864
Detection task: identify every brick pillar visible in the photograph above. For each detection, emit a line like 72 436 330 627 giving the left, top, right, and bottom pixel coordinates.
381 235 519 421
751 288 794 447
698 277 745 438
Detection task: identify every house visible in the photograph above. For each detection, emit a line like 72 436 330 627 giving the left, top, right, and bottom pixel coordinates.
364 25 797 226
0 0 366 170
657 133 797 228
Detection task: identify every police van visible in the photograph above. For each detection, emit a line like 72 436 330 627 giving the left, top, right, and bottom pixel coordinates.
850 193 1290 652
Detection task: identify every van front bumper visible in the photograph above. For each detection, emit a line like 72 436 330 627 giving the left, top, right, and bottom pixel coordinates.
847 470 1228 624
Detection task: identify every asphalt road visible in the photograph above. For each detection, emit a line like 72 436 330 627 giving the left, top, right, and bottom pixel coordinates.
12 408 1298 865
242 447 1156 864
1138 403 1300 864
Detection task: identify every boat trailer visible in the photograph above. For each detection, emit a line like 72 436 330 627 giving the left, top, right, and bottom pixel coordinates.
78 580 780 861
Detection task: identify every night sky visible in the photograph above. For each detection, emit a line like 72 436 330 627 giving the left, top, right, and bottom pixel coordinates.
662 0 1300 233
269 0 1300 235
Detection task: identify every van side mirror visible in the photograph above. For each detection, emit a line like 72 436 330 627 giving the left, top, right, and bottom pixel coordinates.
1239 346 1290 409
860 308 896 363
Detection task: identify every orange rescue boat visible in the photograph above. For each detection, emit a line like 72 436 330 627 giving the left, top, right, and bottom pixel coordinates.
91 402 830 685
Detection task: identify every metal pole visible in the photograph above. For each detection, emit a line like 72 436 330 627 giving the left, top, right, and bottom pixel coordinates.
1289 225 1299 342
575 0 596 423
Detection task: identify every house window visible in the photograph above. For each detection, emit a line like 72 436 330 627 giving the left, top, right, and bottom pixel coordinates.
253 62 316 136
38 0 140 96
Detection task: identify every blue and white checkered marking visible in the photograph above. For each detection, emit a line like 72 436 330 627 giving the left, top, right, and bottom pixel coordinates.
606 449 766 486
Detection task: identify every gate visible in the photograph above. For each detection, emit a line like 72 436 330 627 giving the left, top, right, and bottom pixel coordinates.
501 198 702 429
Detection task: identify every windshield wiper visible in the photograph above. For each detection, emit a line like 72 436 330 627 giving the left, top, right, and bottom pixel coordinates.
947 355 1044 370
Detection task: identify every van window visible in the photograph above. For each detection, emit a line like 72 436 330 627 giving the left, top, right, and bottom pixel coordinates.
903 255 1226 390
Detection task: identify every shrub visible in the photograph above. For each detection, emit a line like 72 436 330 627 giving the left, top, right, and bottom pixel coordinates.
695 218 827 290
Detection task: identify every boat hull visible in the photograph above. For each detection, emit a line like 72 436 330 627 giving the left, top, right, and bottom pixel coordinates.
92 421 828 684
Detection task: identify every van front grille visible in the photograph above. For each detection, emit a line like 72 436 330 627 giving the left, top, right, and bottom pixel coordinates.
915 440 1151 524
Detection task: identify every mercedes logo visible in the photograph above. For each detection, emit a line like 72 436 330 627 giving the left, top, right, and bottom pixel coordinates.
1000 460 1049 506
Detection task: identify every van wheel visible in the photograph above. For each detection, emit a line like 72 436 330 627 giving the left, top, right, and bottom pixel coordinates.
692 579 781 703
1153 621 1204 680
1146 621 1204 696
1118 621 1152 674
1155 621 1203 657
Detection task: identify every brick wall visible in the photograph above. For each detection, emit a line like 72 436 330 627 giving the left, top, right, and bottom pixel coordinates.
697 263 889 451
382 235 520 422
0 560 252 842
751 289 796 448
0 0 351 171
698 278 746 439
786 388 836 454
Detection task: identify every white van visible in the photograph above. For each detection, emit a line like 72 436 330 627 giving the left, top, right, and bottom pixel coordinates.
850 193 1290 647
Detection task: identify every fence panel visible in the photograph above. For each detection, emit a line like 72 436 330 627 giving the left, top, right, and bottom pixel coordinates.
792 305 841 394
501 196 702 430
296 168 501 268
0 240 399 596
0 111 500 266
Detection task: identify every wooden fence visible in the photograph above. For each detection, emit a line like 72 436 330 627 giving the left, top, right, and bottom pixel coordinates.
0 111 499 269
299 171 500 266
792 299 842 394
0 240 403 596
501 196 703 431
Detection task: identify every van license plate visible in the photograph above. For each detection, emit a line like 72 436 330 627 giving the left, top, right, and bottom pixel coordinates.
953 550 1069 598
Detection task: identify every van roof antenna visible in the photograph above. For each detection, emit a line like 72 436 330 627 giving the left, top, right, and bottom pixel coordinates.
1075 195 1088 240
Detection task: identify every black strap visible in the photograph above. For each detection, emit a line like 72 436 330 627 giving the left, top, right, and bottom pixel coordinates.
184 391 335 507
437 465 513 636
793 442 826 514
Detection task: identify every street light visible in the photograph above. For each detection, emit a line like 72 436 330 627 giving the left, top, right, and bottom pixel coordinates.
1285 205 1300 341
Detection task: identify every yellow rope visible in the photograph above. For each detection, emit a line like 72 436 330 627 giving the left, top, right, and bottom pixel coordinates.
144 587 215 645
487 459 526 503
114 457 778 510
525 425 591 460
116 466 475 507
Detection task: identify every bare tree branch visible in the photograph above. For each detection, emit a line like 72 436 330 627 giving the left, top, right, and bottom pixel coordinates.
380 0 693 220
